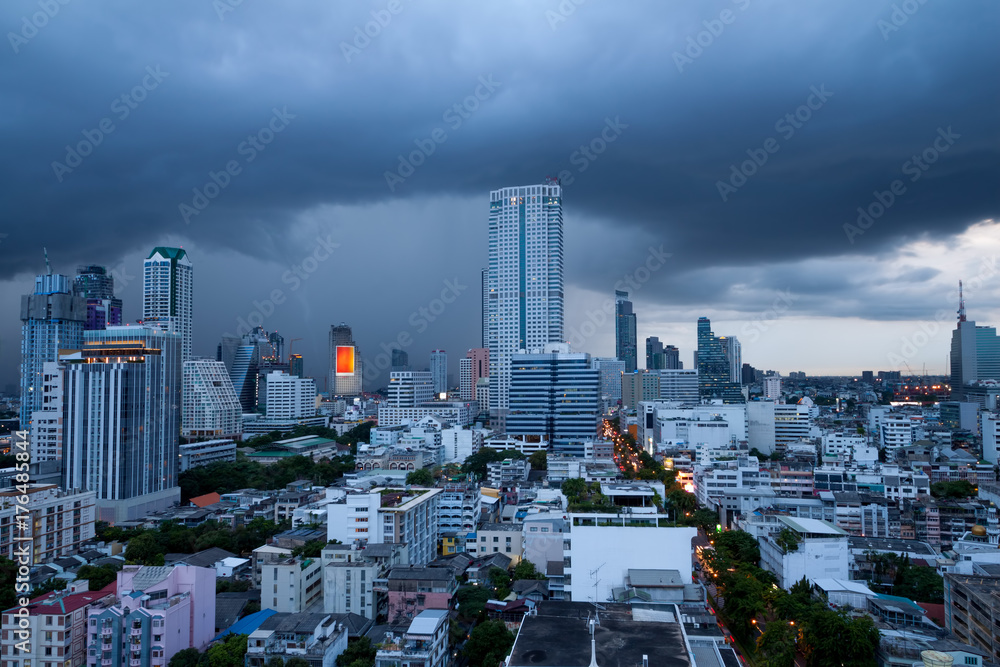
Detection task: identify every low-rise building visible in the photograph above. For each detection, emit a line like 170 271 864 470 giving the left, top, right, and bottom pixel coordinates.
322 542 407 619
759 516 849 590
374 608 450 667
245 612 348 667
471 522 524 563
260 556 323 613
385 566 459 624
178 439 237 471
943 574 1000 662
0 484 96 564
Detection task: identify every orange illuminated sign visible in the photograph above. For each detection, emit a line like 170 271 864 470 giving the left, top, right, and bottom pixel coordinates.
336 346 355 375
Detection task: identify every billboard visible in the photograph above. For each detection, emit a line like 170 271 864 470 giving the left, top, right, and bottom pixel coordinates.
336 346 355 376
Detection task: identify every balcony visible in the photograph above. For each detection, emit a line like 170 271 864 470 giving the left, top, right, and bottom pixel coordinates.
101 627 113 636
131 659 142 666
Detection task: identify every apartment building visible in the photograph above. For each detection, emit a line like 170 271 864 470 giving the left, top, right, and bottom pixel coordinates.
0 485 96 564
260 557 323 613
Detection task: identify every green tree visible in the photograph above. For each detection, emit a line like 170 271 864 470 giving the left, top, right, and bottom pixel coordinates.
666 488 696 514
30 577 67 598
125 532 165 566
488 566 512 599
283 659 310 667
775 527 801 553
336 637 377 667
455 585 491 621
757 621 797 667
893 564 944 603
560 478 588 502
0 557 19 610
206 634 248 667
464 620 515 667
930 481 976 499
713 530 760 566
291 540 327 559
168 647 205 667
76 564 122 591
512 559 546 582
462 448 525 480
722 569 769 640
684 508 719 533
528 450 547 470
264 658 284 667
405 468 435 486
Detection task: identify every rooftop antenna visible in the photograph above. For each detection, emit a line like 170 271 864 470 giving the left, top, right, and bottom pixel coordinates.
958 280 966 322
590 562 606 619
43 247 51 275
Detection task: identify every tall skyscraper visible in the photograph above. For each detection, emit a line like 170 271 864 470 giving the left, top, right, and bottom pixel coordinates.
646 337 681 370
663 345 681 369
646 336 663 370
73 265 123 330
615 290 638 373
481 267 488 349
723 336 742 384
182 358 242 439
143 247 193 362
430 349 447 395
20 273 87 425
289 353 305 378
696 317 744 403
592 357 625 403
218 334 259 413
487 180 564 423
329 323 362 396
950 283 1000 399
62 326 181 522
391 349 409 372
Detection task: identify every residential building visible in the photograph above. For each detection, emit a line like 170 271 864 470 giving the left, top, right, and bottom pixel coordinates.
322 542 407 619
62 326 182 523
218 334 259 413
376 403 475 428
374 609 449 667
388 371 435 407
460 348 489 401
265 371 317 420
143 246 193 363
430 350 447 395
759 516 850 589
486 459 530 490
438 483 481 534
327 488 442 565
178 439 237 471
29 360 64 462
20 272 86 426
615 290 637 373
486 180 564 425
85 564 216 667
440 427 484 464
507 345 599 446
385 567 458 623
0 484 96 563
73 265 123 331
764 375 781 400
983 412 1000 464
943 574 1000 662
182 359 242 439
330 323 363 396
696 317 743 403
475 377 489 411
251 545 293 587
260 557 323 613
472 523 524 564
245 613 348 667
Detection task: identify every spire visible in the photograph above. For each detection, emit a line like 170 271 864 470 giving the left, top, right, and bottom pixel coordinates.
958 280 966 322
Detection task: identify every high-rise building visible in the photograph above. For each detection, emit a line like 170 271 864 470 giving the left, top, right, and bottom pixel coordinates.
615 290 638 373
481 267 488 349
29 361 64 461
62 326 181 523
329 323 363 396
387 371 435 407
265 371 317 420
143 247 193 362
391 348 409 372
950 285 1000 399
430 349 447 395
646 336 663 370
460 348 489 401
723 336 742 385
182 359 242 439
289 353 304 378
655 368 700 403
507 344 599 446
764 375 782 400
73 265 123 330
663 345 681 369
697 317 744 403
20 273 87 426
592 357 625 403
622 370 660 410
645 337 682 370
486 180 564 424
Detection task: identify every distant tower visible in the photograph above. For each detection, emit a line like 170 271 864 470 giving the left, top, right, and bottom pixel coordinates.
430 350 448 395
615 291 637 373
143 247 193 362
329 323 362 396
73 265 123 330
949 282 1000 400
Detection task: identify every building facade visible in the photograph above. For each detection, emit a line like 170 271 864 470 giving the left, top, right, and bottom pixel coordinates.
696 317 743 403
430 350 447 395
0 484 96 563
507 345 599 445
615 290 637 373
143 247 193 363
329 323 363 396
265 371 317 420
73 265 123 331
182 359 242 439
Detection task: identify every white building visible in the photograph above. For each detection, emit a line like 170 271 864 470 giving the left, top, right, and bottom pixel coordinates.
459 357 473 401
592 357 626 403
759 516 849 589
655 368 699 403
487 181 564 424
646 403 748 462
440 427 484 464
178 439 237 471
0 485 96 564
377 403 474 428
982 412 1000 464
29 360 63 462
563 514 696 602
746 400 777 455
143 246 193 362
430 350 447 395
774 399 818 446
764 375 781 400
260 556 323 613
182 359 242 439
388 371 435 407
475 377 489 409
265 370 317 420
246 613 348 667
375 609 449 667
327 488 442 565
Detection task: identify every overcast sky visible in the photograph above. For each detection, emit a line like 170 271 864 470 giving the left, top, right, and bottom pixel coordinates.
1 0 998 390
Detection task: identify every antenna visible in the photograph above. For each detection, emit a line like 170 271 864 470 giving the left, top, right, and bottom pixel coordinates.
43 247 51 275
958 280 966 322
589 562 606 615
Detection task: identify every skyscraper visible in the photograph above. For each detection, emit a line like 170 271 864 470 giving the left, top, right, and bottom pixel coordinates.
663 345 681 369
182 359 242 439
487 180 564 424
460 348 489 401
723 336 742 385
391 349 409 372
696 317 744 403
430 349 447 395
481 267 488 349
20 273 87 425
615 290 638 373
950 283 1000 399
329 323 363 396
646 336 663 370
143 247 193 362
289 353 304 378
62 326 181 522
73 265 123 330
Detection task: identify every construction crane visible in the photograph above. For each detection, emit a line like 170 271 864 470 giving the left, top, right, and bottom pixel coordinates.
288 337 303 363
43 247 51 274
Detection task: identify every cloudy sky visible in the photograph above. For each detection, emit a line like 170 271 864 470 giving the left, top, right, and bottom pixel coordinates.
1 0 998 390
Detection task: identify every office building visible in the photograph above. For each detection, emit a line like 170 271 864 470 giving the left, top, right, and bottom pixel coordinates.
950 287 1000 399
388 371 435 407
391 348 409 372
696 317 744 403
73 264 123 330
475 378 489 410
460 348 489 401
592 357 625 404
430 349 447 395
218 334 259 413
85 565 216 666
289 353 304 378
486 180 564 424
265 370 317 420
62 326 181 523
655 368 699 403
481 266 489 348
507 344 599 446
182 359 242 439
615 290 637 373
646 336 663 370
622 370 660 410
19 273 87 425
724 336 741 384
330 323 363 396
143 246 193 362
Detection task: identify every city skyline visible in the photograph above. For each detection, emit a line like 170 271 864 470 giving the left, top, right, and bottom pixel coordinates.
0 2 998 388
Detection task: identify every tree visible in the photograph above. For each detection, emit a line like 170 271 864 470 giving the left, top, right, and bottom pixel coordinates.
666 488 696 514
283 659 310 667
893 563 944 603
775 527 801 553
512 559 546 582
455 585 491 621
560 477 587 501
291 540 327 559
405 468 434 487
265 658 285 667
488 566 512 599
206 634 247 667
930 481 976 499
77 564 121 591
757 621 797 667
0 557 19 611
30 577 67 598
125 532 165 566
462 447 525 480
684 508 719 534
528 450 547 470
464 620 515 667
168 648 205 667
713 530 760 566
336 637 377 667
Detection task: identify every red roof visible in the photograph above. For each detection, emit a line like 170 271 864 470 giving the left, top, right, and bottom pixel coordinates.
191 492 222 507
18 583 117 615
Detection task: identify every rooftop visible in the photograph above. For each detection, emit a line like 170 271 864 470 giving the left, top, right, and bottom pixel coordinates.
777 516 847 537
